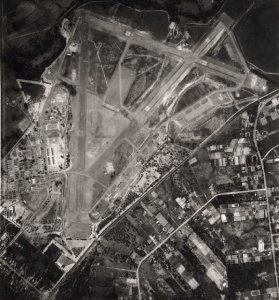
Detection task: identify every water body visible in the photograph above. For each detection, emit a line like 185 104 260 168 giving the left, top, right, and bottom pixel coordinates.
222 0 279 84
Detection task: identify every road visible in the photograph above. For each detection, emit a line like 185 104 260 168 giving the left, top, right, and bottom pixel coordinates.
136 189 266 299
253 93 279 295
7 6 277 299
48 98 262 300
76 17 90 172
0 257 43 296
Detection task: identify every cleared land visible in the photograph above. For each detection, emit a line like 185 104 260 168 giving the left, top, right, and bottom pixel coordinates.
87 138 134 187
65 222 92 239
85 93 130 167
121 44 177 113
104 65 136 110
81 178 107 212
88 27 126 96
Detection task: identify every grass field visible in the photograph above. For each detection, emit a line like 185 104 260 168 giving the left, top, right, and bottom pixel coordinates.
65 172 106 238
122 44 176 113
85 93 130 167
104 65 136 110
128 123 150 149
88 27 126 96
23 187 48 211
81 178 107 212
87 139 134 187
60 52 79 82
65 222 92 239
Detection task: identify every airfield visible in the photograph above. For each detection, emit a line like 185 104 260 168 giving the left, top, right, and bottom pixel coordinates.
62 8 254 240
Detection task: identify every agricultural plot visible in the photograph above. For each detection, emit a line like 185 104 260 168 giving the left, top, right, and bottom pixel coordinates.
189 104 264 194
88 28 126 96
86 93 130 166
122 44 176 112
257 97 279 157
139 257 178 299
173 163 209 206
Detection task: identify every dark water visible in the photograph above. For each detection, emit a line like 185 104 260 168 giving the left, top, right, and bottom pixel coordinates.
223 0 279 84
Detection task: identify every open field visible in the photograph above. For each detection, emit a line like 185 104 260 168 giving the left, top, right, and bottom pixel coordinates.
65 222 92 239
87 138 135 187
88 27 126 96
64 173 105 238
60 52 79 82
81 178 107 212
122 44 177 113
85 93 130 167
128 123 150 149
23 187 48 211
104 65 136 110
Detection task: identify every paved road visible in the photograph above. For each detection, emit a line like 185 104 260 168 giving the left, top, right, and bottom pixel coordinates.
136 189 266 299
76 18 90 172
0 257 43 296
253 93 279 295
48 97 263 300
46 8 277 298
